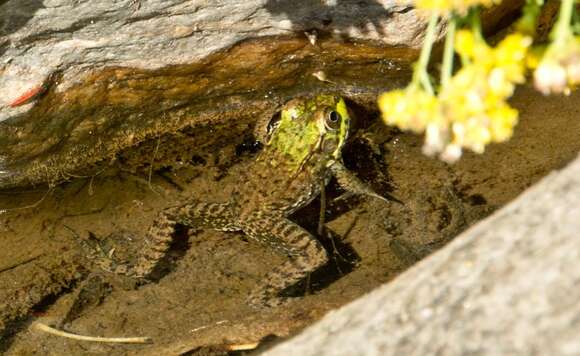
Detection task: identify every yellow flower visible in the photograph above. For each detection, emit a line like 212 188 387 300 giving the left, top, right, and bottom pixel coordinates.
415 0 499 14
462 118 492 153
432 32 529 160
378 87 440 133
455 30 476 58
378 30 530 163
493 33 532 83
487 68 514 98
526 46 546 69
455 30 492 61
488 104 518 142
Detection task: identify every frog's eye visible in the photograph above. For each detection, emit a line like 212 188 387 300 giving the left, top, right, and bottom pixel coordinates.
266 112 282 137
325 110 341 130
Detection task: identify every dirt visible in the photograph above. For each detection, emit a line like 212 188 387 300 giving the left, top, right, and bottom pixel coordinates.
0 86 578 355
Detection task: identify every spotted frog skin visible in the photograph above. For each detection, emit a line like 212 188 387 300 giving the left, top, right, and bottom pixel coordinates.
132 95 386 307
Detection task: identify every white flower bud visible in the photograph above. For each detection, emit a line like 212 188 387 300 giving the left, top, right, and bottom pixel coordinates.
534 60 568 95
440 144 462 164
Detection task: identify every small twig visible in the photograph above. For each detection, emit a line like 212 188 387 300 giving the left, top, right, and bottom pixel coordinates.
328 230 345 259
226 342 260 351
328 217 359 268
0 253 45 274
0 188 52 214
0 188 47 195
119 171 164 195
326 230 345 276
147 135 162 195
62 166 107 180
32 321 152 344
190 320 228 333
317 177 326 236
88 174 95 196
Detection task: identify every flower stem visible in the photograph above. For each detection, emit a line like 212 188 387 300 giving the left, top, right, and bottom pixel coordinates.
551 0 574 45
470 7 484 42
441 16 456 88
412 13 439 94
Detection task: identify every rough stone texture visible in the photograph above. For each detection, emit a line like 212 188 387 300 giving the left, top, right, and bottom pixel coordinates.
0 0 429 120
265 153 580 356
0 0 523 189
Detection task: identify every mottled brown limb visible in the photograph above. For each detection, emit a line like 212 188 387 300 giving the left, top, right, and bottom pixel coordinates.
330 162 401 204
241 215 328 308
132 201 238 278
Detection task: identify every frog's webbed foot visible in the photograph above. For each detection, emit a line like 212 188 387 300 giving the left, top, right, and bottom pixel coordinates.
77 230 136 277
79 201 238 282
329 162 402 204
241 215 328 308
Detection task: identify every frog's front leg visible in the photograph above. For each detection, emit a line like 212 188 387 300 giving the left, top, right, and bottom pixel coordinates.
329 162 399 203
132 201 239 279
241 214 329 308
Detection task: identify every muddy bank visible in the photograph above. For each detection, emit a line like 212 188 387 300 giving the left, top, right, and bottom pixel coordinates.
0 86 578 354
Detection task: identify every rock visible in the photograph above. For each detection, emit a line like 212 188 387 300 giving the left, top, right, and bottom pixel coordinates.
264 153 580 356
0 0 523 189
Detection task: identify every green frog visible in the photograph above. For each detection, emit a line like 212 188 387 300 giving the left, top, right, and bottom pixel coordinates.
131 95 387 307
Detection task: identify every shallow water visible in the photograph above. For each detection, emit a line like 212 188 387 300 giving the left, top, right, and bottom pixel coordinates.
0 86 578 354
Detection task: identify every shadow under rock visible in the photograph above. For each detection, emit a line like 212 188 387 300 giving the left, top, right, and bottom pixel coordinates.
264 0 414 36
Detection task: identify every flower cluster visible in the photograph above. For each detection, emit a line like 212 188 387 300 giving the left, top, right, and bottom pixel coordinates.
415 0 500 14
379 31 531 163
378 0 577 163
378 87 439 133
532 35 580 95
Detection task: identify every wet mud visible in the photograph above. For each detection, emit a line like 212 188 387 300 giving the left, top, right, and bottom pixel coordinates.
0 86 578 355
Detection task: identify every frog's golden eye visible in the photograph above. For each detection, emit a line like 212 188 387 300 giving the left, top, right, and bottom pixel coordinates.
325 110 341 130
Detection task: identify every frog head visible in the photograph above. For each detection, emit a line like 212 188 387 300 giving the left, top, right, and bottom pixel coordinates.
266 95 351 172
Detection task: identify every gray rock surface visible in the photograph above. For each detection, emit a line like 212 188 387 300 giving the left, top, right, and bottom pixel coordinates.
0 0 522 189
265 153 580 356
0 0 430 188
0 0 425 121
